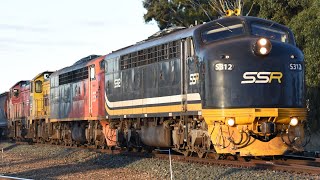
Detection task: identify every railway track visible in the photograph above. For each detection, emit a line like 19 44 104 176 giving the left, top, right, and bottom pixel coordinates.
157 154 320 175
12 140 320 176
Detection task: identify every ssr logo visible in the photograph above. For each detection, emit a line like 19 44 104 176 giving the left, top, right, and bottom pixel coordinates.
241 72 283 84
189 73 199 85
114 78 121 88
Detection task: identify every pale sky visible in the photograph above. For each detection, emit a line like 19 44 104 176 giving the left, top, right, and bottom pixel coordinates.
0 0 159 93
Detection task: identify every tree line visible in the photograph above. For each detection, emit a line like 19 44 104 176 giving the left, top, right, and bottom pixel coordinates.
143 0 320 132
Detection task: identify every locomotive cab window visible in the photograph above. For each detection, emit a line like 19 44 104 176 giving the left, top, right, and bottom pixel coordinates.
35 80 42 93
202 22 244 43
99 60 105 70
251 23 289 43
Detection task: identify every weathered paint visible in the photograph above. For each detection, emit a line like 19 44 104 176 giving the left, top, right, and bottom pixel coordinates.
8 81 30 121
29 71 53 122
50 55 106 121
100 120 117 147
0 92 8 127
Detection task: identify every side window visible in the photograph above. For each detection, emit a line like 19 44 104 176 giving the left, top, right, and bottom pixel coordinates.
99 60 105 70
35 80 43 93
90 65 95 80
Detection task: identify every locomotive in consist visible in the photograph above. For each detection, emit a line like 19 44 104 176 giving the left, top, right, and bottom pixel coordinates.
0 92 8 138
49 55 116 147
3 15 307 158
104 16 307 157
7 81 31 139
7 55 116 148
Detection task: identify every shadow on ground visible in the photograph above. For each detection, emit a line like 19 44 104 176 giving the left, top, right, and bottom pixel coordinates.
4 149 144 179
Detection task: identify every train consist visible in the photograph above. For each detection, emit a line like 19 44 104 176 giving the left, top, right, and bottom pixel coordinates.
1 16 308 158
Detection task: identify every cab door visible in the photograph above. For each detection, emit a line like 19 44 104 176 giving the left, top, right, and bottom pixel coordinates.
88 64 98 117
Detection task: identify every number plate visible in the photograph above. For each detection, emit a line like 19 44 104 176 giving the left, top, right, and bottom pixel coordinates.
215 63 234 71
289 63 302 71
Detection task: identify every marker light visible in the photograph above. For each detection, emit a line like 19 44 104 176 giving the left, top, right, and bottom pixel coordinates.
290 117 299 126
253 38 272 56
227 118 235 126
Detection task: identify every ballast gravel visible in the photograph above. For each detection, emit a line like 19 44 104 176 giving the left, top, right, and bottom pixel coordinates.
0 142 318 180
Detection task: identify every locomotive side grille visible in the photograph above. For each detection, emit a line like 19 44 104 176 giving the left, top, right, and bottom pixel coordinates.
120 40 181 70
58 67 89 85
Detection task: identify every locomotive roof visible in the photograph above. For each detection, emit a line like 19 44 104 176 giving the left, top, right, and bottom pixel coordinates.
10 80 30 89
32 71 54 81
105 16 291 59
52 55 102 76
0 92 8 98
105 25 198 59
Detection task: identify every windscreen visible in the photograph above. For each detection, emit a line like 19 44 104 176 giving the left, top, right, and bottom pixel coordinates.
251 23 290 43
202 22 244 43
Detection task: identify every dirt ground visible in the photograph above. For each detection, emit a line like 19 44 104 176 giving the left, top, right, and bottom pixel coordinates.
0 143 157 180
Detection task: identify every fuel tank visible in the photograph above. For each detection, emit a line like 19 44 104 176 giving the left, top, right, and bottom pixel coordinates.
71 122 86 143
139 123 171 148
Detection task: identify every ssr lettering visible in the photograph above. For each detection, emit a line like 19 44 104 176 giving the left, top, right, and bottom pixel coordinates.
241 72 283 84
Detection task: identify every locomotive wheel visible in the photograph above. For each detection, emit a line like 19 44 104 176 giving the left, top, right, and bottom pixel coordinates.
212 153 222 160
183 150 192 157
136 147 142 152
226 155 238 161
126 147 133 152
243 157 252 162
144 146 154 153
197 151 207 158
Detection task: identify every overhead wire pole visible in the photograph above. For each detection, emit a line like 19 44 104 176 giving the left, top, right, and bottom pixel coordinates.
246 2 255 16
207 0 225 16
191 0 212 21
219 0 227 12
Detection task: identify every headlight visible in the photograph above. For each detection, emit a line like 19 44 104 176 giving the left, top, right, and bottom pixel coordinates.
259 47 268 55
227 118 235 126
253 38 272 56
290 117 299 126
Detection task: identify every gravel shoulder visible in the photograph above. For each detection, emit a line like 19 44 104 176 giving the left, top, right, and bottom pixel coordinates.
0 142 319 180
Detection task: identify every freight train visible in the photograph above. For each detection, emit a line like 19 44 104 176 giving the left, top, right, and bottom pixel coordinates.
2 16 308 158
